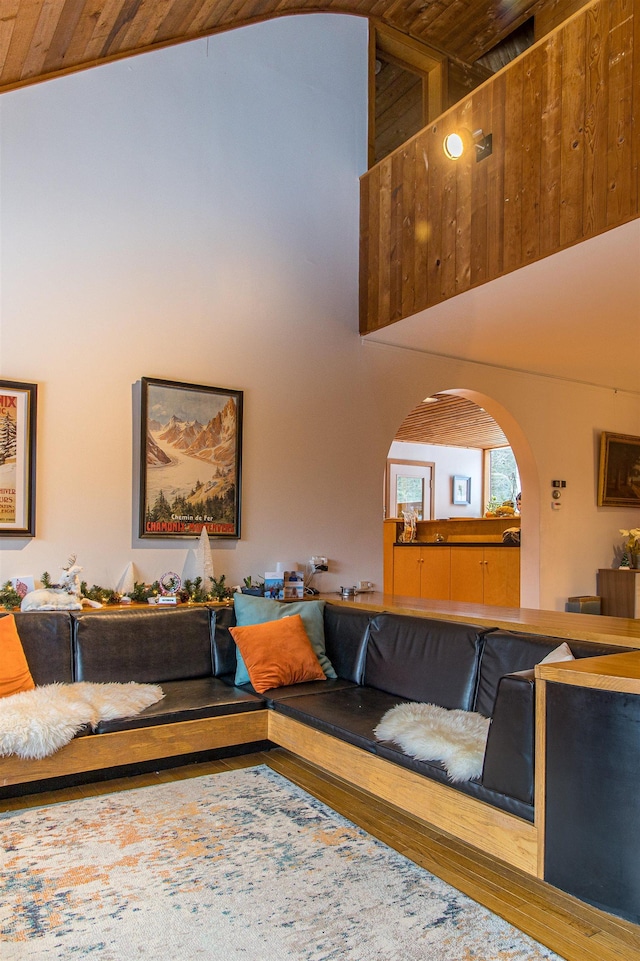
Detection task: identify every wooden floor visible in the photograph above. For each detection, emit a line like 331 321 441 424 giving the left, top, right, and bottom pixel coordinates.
2 749 639 961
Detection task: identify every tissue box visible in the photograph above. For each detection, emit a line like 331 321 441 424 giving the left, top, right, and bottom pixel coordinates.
566 596 601 615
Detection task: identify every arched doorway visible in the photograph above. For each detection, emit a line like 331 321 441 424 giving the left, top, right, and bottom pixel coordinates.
384 389 539 607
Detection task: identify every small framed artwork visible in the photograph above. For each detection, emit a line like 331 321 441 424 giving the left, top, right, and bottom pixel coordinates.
140 377 243 538
598 432 640 507
452 475 471 505
0 380 37 537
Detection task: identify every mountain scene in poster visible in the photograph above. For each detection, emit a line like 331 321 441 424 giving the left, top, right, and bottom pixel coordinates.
145 385 238 535
0 395 18 525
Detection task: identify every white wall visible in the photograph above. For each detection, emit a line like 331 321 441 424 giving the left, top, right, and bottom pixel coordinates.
366 343 640 609
1 13 639 611
0 15 379 593
388 440 483 518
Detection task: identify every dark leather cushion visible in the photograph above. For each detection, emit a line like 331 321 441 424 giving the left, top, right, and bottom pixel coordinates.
9 611 74 684
475 631 565 717
364 613 482 710
257 677 357 703
323 604 372 683
94 677 264 733
474 631 635 718
481 670 535 803
274 686 411 752
72 607 214 683
210 604 237 676
275 682 534 822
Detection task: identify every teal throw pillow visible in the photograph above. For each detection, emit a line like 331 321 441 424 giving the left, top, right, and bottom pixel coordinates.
233 592 336 685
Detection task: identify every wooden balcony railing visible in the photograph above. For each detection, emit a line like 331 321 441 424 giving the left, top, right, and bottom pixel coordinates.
360 0 639 334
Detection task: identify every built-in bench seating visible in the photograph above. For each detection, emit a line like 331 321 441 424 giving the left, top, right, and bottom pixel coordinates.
1 600 638 925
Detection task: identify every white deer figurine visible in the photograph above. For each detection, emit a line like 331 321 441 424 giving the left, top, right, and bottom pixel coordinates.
21 557 102 611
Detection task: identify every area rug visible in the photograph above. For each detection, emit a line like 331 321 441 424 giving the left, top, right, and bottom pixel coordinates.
374 702 490 782
0 766 562 960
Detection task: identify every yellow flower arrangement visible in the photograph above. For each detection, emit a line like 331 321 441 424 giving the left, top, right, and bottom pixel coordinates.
620 528 640 553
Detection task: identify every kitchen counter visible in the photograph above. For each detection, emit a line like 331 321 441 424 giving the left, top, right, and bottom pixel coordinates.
394 541 519 548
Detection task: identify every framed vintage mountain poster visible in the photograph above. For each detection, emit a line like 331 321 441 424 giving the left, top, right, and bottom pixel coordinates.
0 380 37 537
139 377 243 538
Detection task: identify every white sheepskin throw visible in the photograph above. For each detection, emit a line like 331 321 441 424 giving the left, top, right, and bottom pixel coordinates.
0 682 164 760
374 702 490 783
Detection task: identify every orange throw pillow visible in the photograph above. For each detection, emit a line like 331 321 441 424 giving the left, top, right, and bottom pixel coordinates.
0 614 35 698
229 614 326 694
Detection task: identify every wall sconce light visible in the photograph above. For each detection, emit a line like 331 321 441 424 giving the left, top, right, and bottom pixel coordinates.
443 129 493 162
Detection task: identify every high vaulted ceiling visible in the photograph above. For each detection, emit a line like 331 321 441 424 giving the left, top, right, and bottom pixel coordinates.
1 0 582 95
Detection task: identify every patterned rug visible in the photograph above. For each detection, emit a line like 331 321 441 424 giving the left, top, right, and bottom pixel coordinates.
0 765 562 960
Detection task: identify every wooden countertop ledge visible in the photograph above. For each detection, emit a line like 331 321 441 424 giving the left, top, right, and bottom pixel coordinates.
324 593 640 650
536 651 640 695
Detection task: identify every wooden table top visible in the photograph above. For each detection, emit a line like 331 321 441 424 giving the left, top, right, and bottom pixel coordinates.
536 650 640 694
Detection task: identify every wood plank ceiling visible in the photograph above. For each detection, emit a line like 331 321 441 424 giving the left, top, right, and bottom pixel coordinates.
395 395 508 449
0 0 586 95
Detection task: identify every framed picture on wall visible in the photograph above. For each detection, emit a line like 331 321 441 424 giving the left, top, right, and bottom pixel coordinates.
598 431 640 507
139 377 243 538
452 475 471 506
0 380 37 537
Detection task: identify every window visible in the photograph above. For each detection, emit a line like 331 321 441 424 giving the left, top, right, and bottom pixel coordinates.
386 459 434 520
487 447 520 507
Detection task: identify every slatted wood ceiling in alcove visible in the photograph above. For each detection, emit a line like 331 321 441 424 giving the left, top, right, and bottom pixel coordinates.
395 394 508 449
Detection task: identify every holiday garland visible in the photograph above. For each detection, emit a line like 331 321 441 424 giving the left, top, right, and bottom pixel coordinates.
0 573 234 610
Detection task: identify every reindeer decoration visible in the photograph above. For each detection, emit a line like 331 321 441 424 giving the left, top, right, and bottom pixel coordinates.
21 556 103 611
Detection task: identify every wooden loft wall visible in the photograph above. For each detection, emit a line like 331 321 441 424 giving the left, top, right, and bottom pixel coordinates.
359 0 639 334
535 0 593 39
